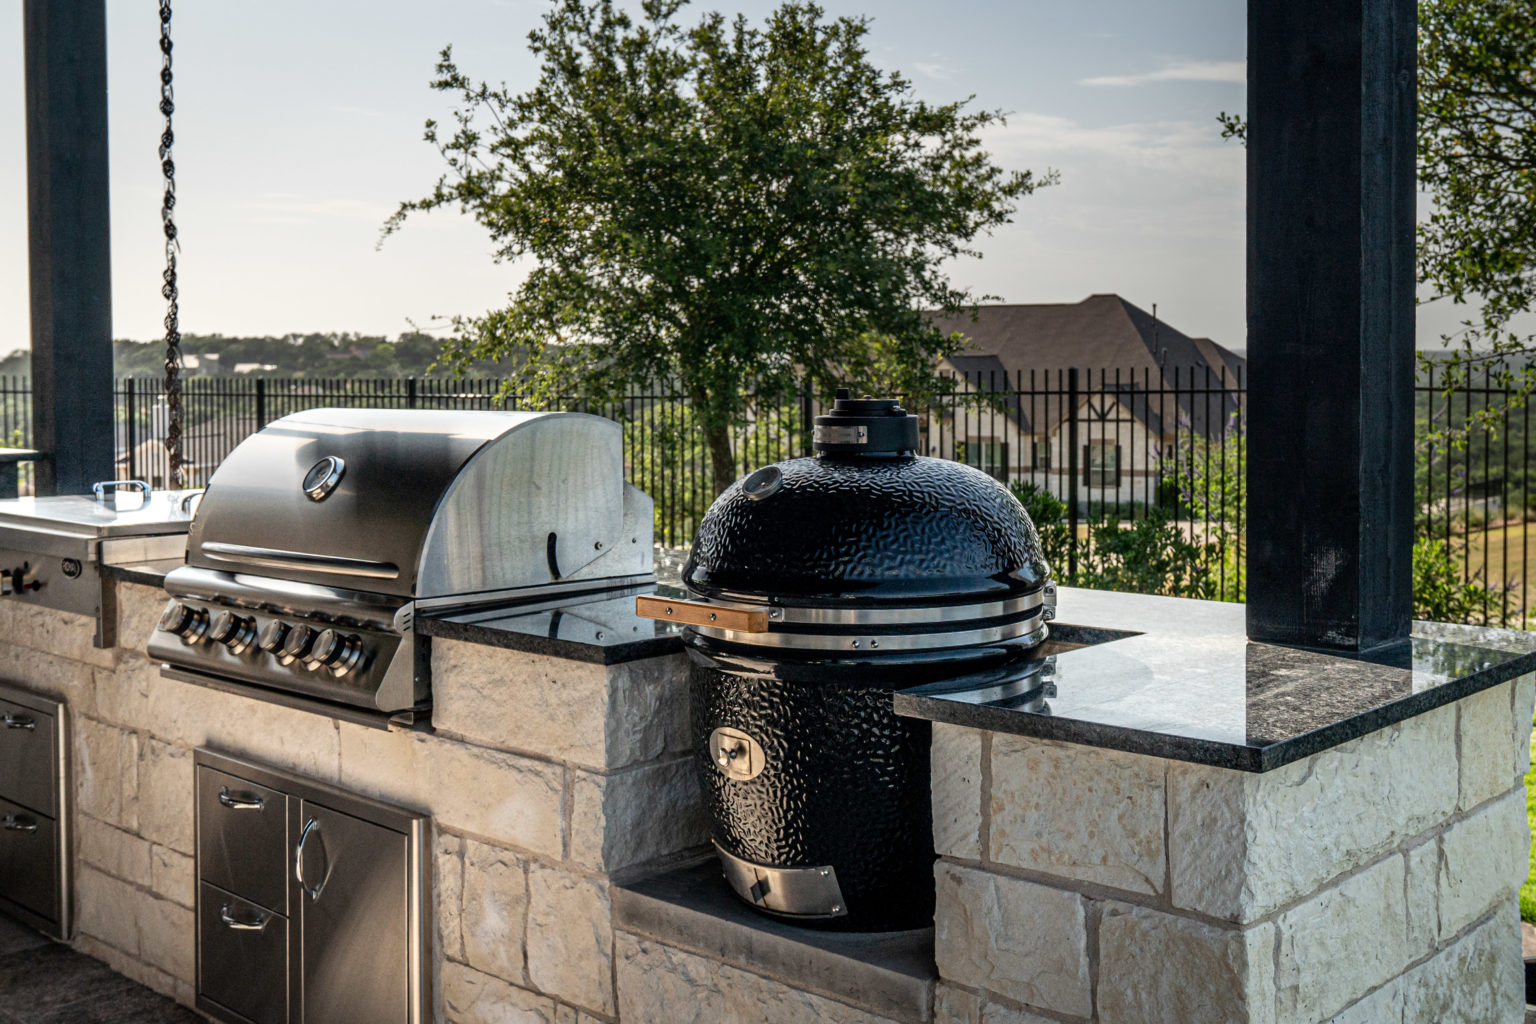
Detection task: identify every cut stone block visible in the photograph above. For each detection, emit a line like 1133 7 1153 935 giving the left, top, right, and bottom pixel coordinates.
77 814 151 888
990 735 1165 895
1168 704 1457 921
1400 902 1522 1024
569 757 708 873
340 725 563 859
1458 681 1515 810
1273 855 1409 1024
436 832 466 963
933 862 1092 1019
526 864 615 1015
460 838 530 985
440 960 561 1024
931 724 983 861
1437 789 1528 941
615 933 905 1024
1098 902 1275 1024
136 737 194 855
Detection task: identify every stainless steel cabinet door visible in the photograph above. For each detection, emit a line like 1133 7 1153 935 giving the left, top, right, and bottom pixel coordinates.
0 795 56 921
0 700 56 815
199 883 289 1024
296 801 409 1024
198 766 289 914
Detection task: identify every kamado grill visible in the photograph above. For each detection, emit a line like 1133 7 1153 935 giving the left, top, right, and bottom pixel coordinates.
150 408 653 720
640 391 1055 931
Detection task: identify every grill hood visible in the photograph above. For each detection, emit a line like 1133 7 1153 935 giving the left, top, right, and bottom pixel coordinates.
187 408 638 600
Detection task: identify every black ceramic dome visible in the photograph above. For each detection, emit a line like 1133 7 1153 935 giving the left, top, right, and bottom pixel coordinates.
684 395 1052 605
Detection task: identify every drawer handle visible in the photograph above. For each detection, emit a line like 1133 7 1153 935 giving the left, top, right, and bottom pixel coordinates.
217 787 264 811
2 713 35 730
295 817 327 901
1 814 38 833
219 903 271 932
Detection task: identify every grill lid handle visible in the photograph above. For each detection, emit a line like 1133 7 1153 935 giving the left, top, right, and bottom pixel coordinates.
635 595 769 633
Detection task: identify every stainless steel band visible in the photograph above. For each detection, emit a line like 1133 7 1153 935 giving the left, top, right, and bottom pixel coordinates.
695 611 1050 653
686 583 1055 652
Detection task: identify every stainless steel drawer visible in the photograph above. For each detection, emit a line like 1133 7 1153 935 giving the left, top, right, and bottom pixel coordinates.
199 882 289 1024
0 795 57 922
198 766 288 914
0 699 56 815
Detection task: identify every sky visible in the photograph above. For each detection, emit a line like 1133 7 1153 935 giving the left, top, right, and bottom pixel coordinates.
0 0 1483 359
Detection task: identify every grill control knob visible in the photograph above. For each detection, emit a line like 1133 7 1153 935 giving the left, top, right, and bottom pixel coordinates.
281 624 317 661
257 620 290 655
158 602 209 641
208 611 256 653
309 629 364 675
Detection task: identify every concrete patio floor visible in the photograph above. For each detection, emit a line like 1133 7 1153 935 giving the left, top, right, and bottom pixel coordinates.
0 913 197 1024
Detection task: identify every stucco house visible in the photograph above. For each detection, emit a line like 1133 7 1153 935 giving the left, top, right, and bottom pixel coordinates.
924 295 1246 508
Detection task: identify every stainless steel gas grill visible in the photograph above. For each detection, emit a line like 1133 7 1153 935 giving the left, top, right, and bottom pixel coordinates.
149 408 653 721
0 483 199 646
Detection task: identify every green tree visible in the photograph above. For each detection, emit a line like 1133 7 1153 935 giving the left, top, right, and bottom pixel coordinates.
383 0 1052 495
1417 0 1536 407
1218 0 1536 425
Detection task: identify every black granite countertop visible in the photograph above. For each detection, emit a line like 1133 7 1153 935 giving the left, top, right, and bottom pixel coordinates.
893 587 1536 772
417 584 685 665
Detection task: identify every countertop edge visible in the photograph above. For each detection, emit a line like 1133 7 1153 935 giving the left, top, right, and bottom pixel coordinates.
895 646 1536 773
416 614 685 665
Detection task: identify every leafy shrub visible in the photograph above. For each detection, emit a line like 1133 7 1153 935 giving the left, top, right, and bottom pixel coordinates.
1413 535 1498 624
1075 509 1220 600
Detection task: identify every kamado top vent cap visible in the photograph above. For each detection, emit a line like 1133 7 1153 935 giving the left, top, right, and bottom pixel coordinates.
812 388 920 457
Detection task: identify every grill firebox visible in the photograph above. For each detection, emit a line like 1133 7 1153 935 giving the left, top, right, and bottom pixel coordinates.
150 408 653 718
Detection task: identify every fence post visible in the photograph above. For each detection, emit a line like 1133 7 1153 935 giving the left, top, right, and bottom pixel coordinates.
1067 367 1080 579
255 378 267 428
125 377 137 482
408 377 418 409
800 383 813 457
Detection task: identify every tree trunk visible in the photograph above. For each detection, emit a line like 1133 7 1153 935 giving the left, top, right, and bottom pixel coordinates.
705 421 737 498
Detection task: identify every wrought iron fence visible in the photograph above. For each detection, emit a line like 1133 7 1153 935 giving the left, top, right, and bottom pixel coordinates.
1 369 1532 625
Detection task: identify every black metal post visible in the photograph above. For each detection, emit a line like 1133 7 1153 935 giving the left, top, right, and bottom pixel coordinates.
255 378 267 428
126 378 137 482
1067 367 1080 579
800 384 813 458
1246 0 1416 650
24 0 114 496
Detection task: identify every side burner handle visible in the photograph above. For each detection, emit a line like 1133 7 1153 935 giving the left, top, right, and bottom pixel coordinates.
93 480 150 503
635 595 770 633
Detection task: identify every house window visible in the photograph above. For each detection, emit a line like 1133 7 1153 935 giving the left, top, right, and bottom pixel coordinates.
1082 440 1121 488
1032 440 1051 471
960 440 1009 481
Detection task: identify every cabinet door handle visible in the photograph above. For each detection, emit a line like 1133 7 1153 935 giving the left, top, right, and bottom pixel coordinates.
295 817 326 901
2 713 34 730
219 903 271 932
1 814 38 833
217 787 264 810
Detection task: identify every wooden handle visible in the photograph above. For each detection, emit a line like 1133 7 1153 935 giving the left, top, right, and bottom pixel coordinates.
636 595 770 632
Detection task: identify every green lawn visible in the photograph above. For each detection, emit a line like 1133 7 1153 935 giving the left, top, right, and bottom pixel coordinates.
1464 521 1536 620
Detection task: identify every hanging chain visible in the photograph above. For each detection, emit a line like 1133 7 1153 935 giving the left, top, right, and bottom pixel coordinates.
159 0 183 487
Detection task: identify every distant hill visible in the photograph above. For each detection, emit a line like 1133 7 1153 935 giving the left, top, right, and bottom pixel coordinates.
0 331 520 380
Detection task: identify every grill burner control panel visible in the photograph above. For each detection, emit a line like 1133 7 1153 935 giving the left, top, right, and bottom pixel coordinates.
158 600 372 678
150 597 409 713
